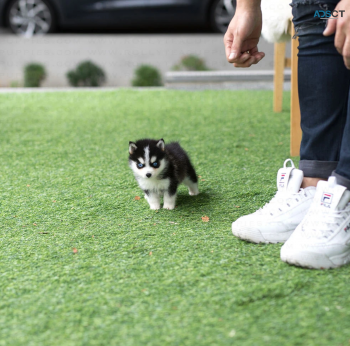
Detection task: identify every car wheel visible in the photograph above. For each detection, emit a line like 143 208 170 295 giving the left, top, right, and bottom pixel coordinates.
210 0 236 33
7 0 56 37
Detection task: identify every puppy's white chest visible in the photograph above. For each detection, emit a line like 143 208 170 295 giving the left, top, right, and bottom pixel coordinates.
137 178 170 192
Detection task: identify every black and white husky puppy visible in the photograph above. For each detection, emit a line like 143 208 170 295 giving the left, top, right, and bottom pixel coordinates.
129 138 199 210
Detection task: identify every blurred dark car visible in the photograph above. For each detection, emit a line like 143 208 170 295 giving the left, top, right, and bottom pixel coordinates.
0 0 236 36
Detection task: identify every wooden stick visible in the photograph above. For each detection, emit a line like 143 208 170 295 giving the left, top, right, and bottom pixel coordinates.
290 24 302 157
273 42 286 113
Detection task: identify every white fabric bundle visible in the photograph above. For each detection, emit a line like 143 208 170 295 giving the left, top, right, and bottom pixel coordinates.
261 0 292 43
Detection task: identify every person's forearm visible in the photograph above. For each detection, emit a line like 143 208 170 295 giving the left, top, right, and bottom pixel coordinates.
236 0 261 11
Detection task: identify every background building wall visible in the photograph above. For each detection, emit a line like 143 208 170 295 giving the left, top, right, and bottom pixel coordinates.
0 34 287 87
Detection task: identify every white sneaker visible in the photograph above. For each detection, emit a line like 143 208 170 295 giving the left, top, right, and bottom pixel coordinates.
281 177 350 269
231 159 316 243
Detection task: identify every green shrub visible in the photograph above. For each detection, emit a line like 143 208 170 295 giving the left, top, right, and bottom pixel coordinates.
67 61 106 87
172 55 210 71
132 65 162 87
24 63 46 87
10 81 21 88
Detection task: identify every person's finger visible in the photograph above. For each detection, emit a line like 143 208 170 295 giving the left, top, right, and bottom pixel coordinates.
229 50 265 65
228 35 244 61
248 46 265 61
234 56 259 68
251 56 264 64
234 52 265 68
334 23 346 54
343 38 350 69
224 32 234 62
235 52 265 67
249 46 259 55
323 18 336 36
251 51 265 60
232 53 251 64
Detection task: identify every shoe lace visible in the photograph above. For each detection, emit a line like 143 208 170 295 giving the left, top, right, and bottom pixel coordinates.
301 204 350 239
257 188 309 216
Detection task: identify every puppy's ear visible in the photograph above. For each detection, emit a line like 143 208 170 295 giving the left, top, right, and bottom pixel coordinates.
129 141 137 155
156 139 165 151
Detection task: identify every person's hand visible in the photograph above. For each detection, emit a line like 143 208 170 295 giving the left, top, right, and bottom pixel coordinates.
224 7 265 68
324 0 350 69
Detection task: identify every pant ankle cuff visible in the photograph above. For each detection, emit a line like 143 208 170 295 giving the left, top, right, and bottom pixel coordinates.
299 160 338 179
332 171 350 190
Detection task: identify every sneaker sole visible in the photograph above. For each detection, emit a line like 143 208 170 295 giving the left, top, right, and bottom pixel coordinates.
280 248 350 269
232 225 293 244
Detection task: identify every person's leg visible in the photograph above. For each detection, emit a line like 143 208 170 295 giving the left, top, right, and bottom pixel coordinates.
281 2 350 268
333 87 350 189
301 177 325 188
231 0 350 246
293 1 350 184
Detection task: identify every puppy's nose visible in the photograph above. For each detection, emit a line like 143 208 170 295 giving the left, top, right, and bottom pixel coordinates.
146 173 152 178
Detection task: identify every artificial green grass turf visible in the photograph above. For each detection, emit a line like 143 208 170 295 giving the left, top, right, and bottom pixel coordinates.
0 89 349 346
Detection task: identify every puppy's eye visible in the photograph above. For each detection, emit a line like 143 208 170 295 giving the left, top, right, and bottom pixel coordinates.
152 162 159 168
137 163 144 169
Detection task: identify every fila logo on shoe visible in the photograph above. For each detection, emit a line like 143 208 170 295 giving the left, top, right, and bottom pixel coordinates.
344 224 350 232
321 193 333 207
279 173 286 188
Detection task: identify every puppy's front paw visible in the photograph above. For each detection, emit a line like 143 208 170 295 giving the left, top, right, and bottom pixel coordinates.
189 190 199 196
150 204 160 210
163 204 175 210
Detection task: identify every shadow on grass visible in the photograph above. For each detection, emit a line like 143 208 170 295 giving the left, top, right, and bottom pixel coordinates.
176 191 211 208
